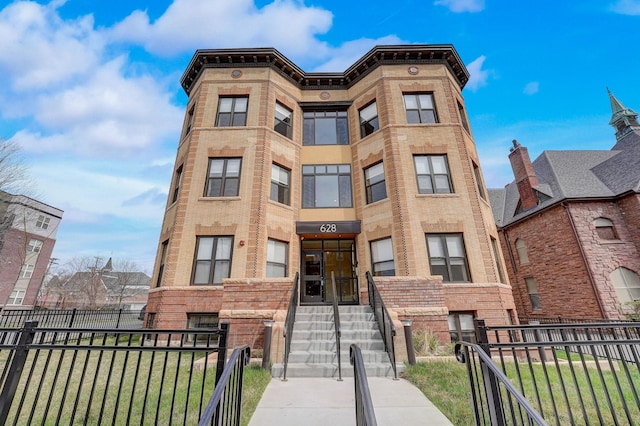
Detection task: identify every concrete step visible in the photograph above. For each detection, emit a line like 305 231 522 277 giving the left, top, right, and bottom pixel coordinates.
291 329 382 340
290 339 385 352
271 362 404 378
295 312 375 322
287 349 391 364
293 320 378 331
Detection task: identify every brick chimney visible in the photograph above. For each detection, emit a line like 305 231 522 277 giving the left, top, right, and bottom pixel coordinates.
508 140 539 211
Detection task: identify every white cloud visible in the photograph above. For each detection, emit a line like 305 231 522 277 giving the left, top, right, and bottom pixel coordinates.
610 0 640 15
465 55 490 92
434 0 485 13
312 35 405 72
110 0 333 60
0 1 103 91
523 81 539 95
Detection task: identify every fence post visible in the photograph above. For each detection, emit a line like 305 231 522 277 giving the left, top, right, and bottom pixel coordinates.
116 309 122 329
475 319 505 426
262 320 274 370
69 308 77 327
216 322 229 384
0 320 38 425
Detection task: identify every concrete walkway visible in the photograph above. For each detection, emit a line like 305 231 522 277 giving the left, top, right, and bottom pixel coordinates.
248 377 453 425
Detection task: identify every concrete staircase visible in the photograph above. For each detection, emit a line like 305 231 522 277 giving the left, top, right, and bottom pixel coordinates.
271 305 404 378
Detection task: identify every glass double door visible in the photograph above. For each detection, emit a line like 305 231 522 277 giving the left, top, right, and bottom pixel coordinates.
301 239 358 304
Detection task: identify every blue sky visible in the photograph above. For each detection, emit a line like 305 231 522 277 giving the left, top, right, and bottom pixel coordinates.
1 0 639 273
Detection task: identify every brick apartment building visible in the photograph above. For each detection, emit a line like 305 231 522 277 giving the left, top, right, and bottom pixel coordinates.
0 191 63 308
489 91 640 320
146 45 517 349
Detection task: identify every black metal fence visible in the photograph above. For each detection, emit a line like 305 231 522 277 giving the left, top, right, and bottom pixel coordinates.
350 344 377 426
0 321 231 425
457 319 640 425
366 272 397 380
0 308 143 329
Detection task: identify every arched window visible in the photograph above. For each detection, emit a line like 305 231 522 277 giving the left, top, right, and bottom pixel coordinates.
594 217 617 240
611 267 640 304
515 238 529 265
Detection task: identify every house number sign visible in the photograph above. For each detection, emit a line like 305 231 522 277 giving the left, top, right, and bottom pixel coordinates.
319 223 337 233
296 220 361 235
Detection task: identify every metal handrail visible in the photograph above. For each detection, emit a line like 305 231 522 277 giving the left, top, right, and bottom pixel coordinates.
331 272 342 381
455 342 549 426
199 346 251 426
282 272 299 381
350 344 377 426
365 272 397 380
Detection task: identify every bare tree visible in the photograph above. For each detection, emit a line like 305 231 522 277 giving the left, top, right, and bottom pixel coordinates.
0 139 33 194
109 259 150 308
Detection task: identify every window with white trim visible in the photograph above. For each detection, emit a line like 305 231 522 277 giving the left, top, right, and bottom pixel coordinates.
7 290 25 305
27 239 43 253
359 101 379 137
274 103 293 138
611 267 640 304
36 215 50 229
20 264 34 279
364 162 387 204
270 164 290 205
267 239 288 277
526 277 541 310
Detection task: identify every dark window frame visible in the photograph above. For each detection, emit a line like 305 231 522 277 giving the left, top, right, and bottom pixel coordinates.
171 165 183 204
594 217 618 240
364 162 387 204
303 110 349 145
370 237 395 276
204 158 242 197
426 233 471 282
156 240 168 287
359 101 379 137
185 105 195 135
274 102 293 138
403 93 438 124
413 155 453 194
270 163 291 205
473 162 486 200
186 313 220 344
215 96 248 127
457 101 470 133
302 164 353 208
191 236 233 286
448 311 476 343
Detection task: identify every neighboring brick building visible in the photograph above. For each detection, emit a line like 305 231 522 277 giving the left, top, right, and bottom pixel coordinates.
147 45 517 349
489 91 640 320
0 191 63 309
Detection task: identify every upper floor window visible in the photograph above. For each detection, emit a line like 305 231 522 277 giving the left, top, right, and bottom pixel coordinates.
364 162 387 204
370 238 395 276
205 158 241 197
27 239 43 253
525 277 542 310
20 264 34 279
457 101 470 133
216 97 248 127
491 237 505 284
156 240 168 287
270 164 291 205
473 163 486 200
36 215 50 230
611 267 640 304
414 155 453 194
275 103 293 138
427 234 469 282
594 217 617 240
185 106 195 135
403 93 438 124
359 101 379 137
515 238 529 265
302 164 352 208
192 236 233 285
7 290 25 305
303 110 349 145
267 239 288 277
171 165 183 204
426 233 470 282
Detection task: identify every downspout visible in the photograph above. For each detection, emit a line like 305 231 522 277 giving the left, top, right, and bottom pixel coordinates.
502 228 517 274
562 202 606 317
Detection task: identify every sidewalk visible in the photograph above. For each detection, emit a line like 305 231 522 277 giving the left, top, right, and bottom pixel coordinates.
248 377 453 425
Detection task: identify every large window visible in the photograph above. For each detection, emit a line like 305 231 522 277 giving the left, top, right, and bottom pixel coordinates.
187 313 219 344
205 158 241 197
426 234 470 282
515 239 529 265
525 277 542 310
303 110 349 145
403 93 438 124
414 155 453 194
448 312 475 343
36 215 50 229
274 103 293 138
270 164 290 205
611 267 640 304
192 236 233 285
7 290 25 305
370 238 395 276
359 101 379 137
267 239 288 277
156 240 168 287
302 165 352 208
171 165 183 204
216 97 248 127
364 162 387 204
594 217 617 240
27 238 43 253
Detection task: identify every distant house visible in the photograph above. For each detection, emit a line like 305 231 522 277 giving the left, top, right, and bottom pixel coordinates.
0 191 63 309
489 91 640 320
41 258 150 311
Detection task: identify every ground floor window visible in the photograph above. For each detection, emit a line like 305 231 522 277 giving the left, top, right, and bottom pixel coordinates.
525 277 542 310
448 312 475 343
267 239 288 277
186 313 219 344
370 238 395 276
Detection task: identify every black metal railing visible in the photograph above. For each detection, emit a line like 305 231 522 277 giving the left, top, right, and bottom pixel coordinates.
350 344 377 426
455 341 549 426
0 308 143 329
331 272 342 381
460 318 640 425
199 345 250 426
365 272 397 380
0 321 229 424
519 315 634 325
282 272 299 381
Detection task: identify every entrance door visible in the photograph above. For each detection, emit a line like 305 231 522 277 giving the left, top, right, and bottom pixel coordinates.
301 239 358 304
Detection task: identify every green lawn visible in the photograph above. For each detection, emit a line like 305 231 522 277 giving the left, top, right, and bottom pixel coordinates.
241 365 272 426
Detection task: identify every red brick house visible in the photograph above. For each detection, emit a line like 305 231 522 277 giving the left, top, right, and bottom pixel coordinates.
489 91 640 320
